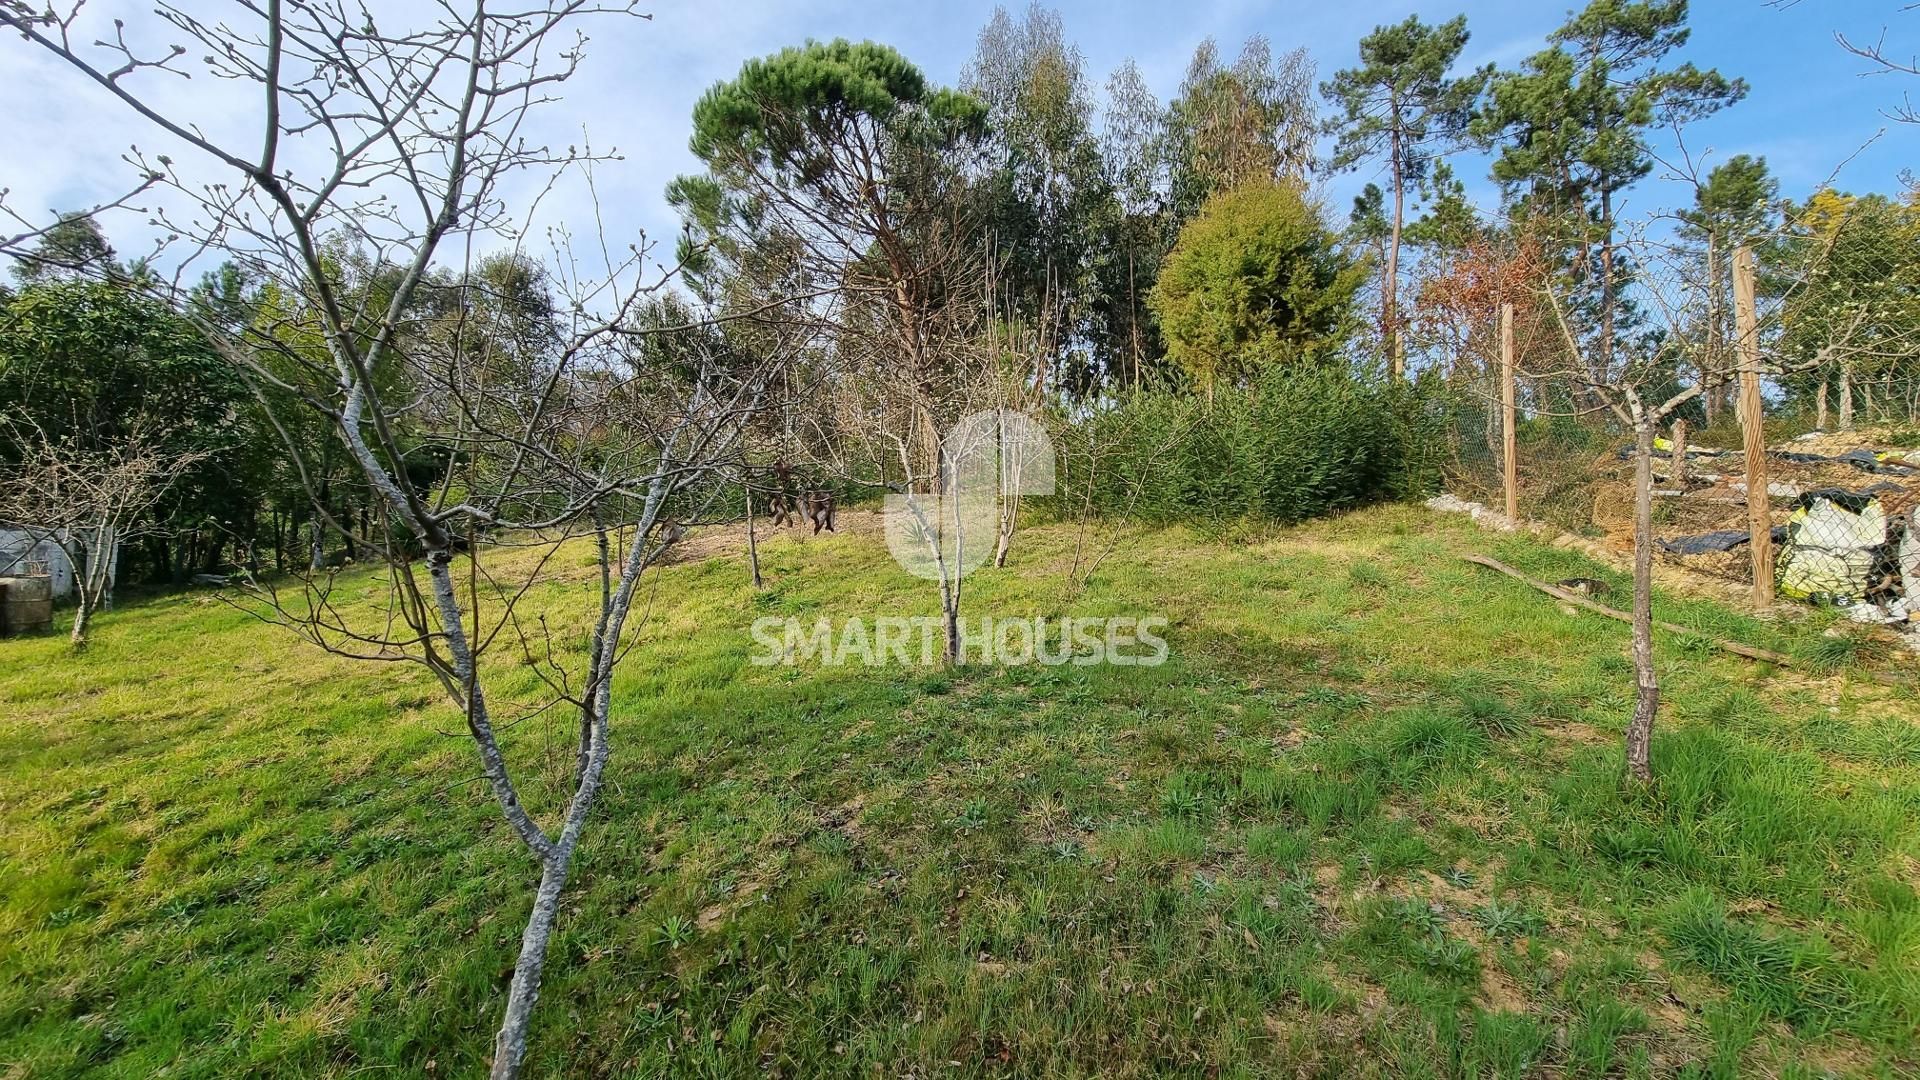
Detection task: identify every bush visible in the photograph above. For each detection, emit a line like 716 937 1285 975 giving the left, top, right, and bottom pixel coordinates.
1066 363 1448 526
1147 181 1366 391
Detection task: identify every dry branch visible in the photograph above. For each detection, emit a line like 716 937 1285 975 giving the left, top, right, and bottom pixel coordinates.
1463 553 1791 665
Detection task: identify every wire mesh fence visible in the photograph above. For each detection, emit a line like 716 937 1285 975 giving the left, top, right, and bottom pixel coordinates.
1419 187 1920 624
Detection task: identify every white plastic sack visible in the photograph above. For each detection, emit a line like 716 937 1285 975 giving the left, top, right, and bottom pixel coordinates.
1777 496 1887 603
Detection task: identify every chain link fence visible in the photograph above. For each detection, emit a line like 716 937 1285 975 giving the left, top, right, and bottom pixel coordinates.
1421 190 1920 626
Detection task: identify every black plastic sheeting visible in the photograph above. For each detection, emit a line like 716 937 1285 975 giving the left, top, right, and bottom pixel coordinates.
1772 449 1917 476
1658 526 1789 555
1619 444 1918 476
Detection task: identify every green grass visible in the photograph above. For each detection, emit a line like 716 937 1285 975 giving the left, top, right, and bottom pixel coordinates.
1 506 1915 1077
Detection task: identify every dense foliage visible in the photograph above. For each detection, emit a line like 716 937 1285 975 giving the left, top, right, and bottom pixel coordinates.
6 0 1917 590
1147 182 1366 391
1072 364 1448 526
0 277 263 579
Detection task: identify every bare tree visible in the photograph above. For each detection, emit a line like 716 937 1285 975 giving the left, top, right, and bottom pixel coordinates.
829 291 997 661
0 3 829 1076
0 415 207 647
1836 4 1920 124
1528 214 1889 783
980 250 1061 569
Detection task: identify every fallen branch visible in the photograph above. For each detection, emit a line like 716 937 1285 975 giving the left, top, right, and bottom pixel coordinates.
1463 553 1792 664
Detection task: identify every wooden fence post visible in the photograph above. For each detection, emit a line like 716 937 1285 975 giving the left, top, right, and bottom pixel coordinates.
1670 418 1688 488
1731 244 1773 607
1501 301 1517 523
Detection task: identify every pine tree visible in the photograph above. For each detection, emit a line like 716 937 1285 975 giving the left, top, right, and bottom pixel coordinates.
1322 15 1487 377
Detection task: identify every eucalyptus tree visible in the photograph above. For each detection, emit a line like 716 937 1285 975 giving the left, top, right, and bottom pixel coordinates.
1165 36 1316 224
1097 59 1172 385
0 4 787 1077
964 4 1114 396
1322 15 1487 376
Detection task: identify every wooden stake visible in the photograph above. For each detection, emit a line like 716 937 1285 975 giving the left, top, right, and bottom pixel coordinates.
1731 244 1773 607
744 479 764 590
1500 301 1517 523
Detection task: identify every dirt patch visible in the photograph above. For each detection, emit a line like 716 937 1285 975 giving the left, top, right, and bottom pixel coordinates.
655 508 889 568
1477 961 1529 1013
1536 719 1611 747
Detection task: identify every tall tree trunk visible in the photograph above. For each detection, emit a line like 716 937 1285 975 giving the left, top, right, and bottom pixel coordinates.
1386 128 1405 379
1127 242 1143 390
1599 188 1616 380
1624 417 1659 784
1816 380 1829 430
1839 363 1855 431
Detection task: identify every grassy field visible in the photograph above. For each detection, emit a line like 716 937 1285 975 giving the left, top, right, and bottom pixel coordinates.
1 507 1916 1078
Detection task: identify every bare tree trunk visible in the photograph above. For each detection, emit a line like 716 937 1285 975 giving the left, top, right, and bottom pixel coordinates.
491 848 575 1080
945 486 965 664
1839 363 1855 431
68 565 93 649
1599 189 1616 379
1127 244 1142 390
100 526 118 611
942 587 961 664
744 481 764 589
578 521 612 785
993 413 1022 569
1386 128 1405 379
1816 380 1829 430
1625 418 1659 784
1669 419 1688 488
65 527 112 650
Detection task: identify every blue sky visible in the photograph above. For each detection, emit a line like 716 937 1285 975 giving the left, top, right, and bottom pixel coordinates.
1 1 1913 276
611 0 1912 223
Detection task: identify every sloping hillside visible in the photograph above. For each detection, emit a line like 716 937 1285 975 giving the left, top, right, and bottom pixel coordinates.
1 507 1915 1077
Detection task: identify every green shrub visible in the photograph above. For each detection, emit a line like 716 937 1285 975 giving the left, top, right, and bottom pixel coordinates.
1068 363 1448 527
